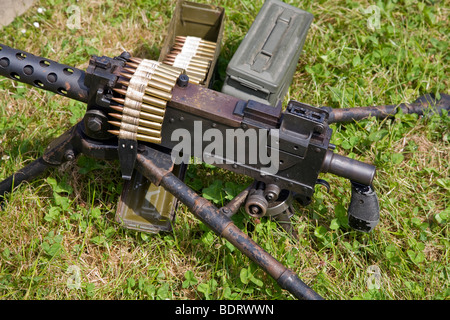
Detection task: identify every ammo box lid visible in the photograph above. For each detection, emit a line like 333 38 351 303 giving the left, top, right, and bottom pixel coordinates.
225 0 313 93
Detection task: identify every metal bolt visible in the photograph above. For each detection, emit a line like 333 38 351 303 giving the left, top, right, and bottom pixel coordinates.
176 74 189 87
87 116 102 132
65 150 75 161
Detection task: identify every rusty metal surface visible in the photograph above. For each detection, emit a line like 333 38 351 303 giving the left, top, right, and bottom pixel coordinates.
135 149 174 186
170 82 243 128
221 182 255 217
134 146 323 300
324 93 450 123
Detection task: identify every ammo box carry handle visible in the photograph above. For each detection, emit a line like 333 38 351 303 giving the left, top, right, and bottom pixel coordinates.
251 10 292 72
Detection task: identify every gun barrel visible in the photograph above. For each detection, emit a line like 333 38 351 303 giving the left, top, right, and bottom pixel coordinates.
322 150 376 186
0 44 89 103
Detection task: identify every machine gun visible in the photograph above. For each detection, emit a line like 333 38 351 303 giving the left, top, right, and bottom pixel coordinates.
0 43 448 300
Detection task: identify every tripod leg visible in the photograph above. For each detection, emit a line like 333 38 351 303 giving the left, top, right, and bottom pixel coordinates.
1 121 120 202
1 122 84 201
135 147 323 300
0 157 52 199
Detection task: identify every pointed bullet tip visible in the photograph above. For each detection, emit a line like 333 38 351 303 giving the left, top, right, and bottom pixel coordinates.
108 113 122 119
109 105 124 112
111 97 125 103
108 121 121 127
113 88 127 95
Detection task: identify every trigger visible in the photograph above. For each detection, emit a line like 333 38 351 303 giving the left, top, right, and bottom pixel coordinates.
316 179 331 193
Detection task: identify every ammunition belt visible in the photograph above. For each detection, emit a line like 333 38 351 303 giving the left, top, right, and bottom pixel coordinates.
108 58 182 144
162 36 217 85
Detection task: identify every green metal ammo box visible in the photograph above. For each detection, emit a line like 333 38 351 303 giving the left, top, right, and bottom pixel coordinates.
158 0 225 87
221 0 313 106
115 0 225 234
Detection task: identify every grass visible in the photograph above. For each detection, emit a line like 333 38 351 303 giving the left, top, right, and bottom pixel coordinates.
0 0 449 300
